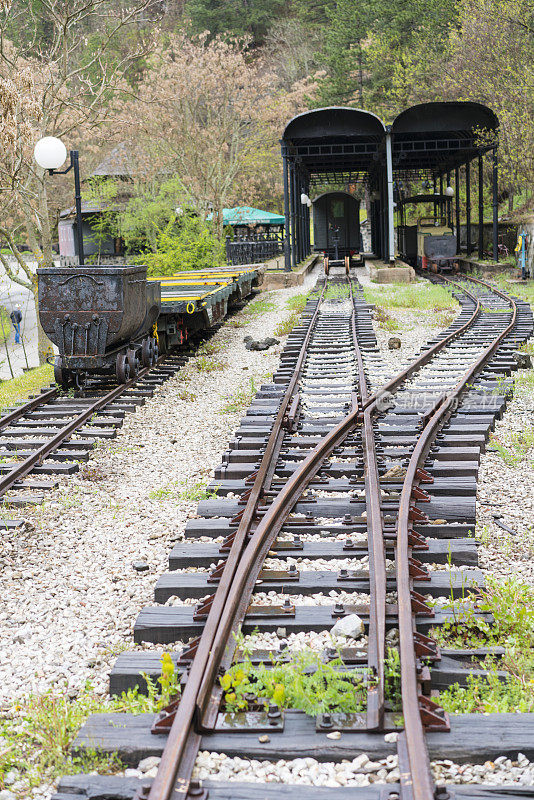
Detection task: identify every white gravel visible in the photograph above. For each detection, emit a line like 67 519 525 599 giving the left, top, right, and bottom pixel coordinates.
0 275 317 704
186 750 534 787
475 368 534 583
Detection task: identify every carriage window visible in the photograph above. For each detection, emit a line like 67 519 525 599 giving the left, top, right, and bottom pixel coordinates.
330 200 344 218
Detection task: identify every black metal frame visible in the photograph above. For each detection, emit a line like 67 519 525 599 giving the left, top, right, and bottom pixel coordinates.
281 103 500 271
48 150 85 266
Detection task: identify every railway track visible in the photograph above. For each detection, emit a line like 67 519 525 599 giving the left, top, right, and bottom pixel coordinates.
0 352 196 525
59 269 533 800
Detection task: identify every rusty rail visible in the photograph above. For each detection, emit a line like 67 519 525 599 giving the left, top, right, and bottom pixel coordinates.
0 387 58 433
0 361 167 500
148 271 520 800
396 273 519 800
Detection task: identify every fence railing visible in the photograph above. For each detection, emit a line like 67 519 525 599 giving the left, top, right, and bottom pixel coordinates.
225 235 283 266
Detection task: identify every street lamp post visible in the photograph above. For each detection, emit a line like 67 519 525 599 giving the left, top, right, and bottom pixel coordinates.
34 137 85 266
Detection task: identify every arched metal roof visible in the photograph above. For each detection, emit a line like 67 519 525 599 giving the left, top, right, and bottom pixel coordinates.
282 107 386 185
312 190 360 203
392 102 498 135
391 102 499 174
283 107 385 142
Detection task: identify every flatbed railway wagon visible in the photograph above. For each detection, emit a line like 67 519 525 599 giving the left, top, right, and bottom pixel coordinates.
38 264 262 387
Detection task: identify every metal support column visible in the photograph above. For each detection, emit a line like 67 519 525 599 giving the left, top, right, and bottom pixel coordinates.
290 165 297 268
455 167 461 254
466 161 471 256
297 171 302 265
385 130 395 264
71 151 85 266
492 147 499 261
282 148 291 271
446 170 452 227
478 153 484 260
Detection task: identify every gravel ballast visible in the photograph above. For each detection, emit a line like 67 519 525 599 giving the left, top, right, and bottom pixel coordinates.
1 264 532 798
0 278 315 703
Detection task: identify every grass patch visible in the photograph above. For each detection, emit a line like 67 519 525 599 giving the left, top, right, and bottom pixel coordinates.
324 283 350 301
196 340 220 356
515 369 534 389
363 282 456 311
286 293 309 314
177 389 197 401
274 314 299 337
194 356 227 373
149 477 219 502
226 317 247 329
220 377 257 413
490 428 534 466
433 578 534 714
0 364 53 412
243 299 276 317
1 656 180 791
494 273 534 305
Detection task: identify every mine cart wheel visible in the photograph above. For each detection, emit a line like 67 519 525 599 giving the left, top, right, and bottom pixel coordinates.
151 338 159 364
54 358 71 389
127 349 139 379
141 338 152 368
116 352 130 384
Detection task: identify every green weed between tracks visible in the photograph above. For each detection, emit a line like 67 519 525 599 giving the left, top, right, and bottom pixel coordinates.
219 645 402 716
363 282 456 310
0 657 180 791
432 578 534 713
220 377 257 413
324 283 350 301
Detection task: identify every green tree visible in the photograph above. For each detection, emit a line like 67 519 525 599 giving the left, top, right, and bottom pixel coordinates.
119 176 187 254
137 212 225 275
314 0 371 107
185 0 286 45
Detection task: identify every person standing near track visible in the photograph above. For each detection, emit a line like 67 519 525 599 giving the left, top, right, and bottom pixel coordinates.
10 304 22 344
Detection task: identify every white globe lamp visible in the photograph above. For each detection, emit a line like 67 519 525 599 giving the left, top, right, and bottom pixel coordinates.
300 192 309 205
34 137 67 170
445 185 454 197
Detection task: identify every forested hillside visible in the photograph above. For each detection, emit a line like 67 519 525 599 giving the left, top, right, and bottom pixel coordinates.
0 0 532 278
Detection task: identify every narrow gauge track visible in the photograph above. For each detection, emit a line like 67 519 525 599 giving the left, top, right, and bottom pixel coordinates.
68 269 533 800
0 350 198 523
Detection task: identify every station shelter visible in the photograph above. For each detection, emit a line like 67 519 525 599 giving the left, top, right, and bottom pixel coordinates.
281 102 499 270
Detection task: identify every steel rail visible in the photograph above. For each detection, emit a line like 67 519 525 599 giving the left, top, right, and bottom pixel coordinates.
352 293 387 731
0 359 167 500
148 273 497 800
0 387 58 433
396 274 518 800
147 280 329 800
